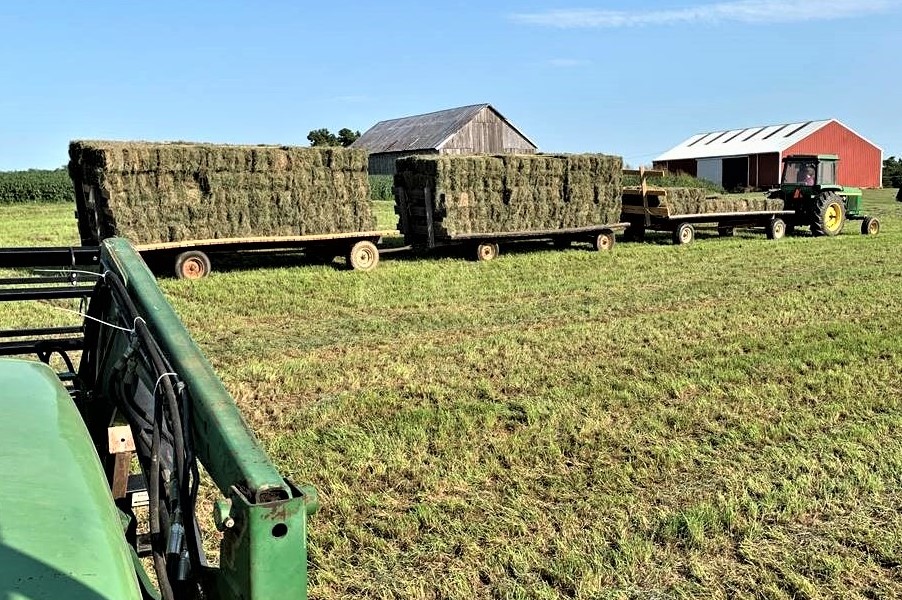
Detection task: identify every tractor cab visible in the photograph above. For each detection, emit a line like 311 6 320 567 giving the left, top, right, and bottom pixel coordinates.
781 155 839 188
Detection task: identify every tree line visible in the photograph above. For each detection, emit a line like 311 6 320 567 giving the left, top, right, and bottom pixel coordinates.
883 156 902 188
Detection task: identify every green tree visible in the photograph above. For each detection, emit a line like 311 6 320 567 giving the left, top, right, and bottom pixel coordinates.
307 127 361 147
307 128 339 147
337 128 361 147
883 156 902 188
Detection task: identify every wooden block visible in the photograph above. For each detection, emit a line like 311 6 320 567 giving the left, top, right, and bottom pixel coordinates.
108 425 136 454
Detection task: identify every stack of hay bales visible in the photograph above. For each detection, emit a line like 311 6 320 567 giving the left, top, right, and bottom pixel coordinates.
68 141 375 244
622 187 784 215
393 153 622 243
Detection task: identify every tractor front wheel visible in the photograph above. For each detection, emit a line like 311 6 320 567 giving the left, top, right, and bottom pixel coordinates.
861 216 880 236
811 191 846 237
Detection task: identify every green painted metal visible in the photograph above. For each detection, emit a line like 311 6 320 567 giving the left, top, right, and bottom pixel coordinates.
101 237 290 501
100 238 318 599
217 484 311 599
839 187 863 216
0 359 142 599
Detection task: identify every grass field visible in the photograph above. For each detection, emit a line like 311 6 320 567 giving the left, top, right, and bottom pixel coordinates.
2 191 902 599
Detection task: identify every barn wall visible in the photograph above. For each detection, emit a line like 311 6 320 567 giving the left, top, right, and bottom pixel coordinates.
443 107 536 154
784 121 882 188
752 153 781 188
653 159 696 176
368 150 438 175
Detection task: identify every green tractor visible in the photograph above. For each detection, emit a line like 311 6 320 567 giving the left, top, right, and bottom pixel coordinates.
769 154 880 237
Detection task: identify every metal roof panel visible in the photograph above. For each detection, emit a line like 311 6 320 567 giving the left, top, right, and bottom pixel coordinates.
655 119 833 161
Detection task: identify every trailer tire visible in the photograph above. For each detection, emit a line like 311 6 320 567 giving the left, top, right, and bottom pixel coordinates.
593 231 615 251
811 191 845 237
861 216 880 236
767 217 786 240
347 240 379 272
174 250 211 280
717 226 735 237
475 242 499 262
672 223 695 245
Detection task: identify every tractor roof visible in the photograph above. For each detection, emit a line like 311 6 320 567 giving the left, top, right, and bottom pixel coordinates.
783 154 839 161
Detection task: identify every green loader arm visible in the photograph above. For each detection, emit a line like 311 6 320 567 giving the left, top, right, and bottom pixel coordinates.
0 239 318 599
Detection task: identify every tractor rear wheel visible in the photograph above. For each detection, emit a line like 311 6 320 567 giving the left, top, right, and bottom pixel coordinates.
810 191 846 237
174 250 211 279
861 216 880 236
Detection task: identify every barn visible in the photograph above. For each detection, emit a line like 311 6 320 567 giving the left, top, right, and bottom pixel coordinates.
653 119 882 190
352 104 537 175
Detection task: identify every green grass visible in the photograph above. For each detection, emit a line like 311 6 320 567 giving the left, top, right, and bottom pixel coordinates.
2 191 902 599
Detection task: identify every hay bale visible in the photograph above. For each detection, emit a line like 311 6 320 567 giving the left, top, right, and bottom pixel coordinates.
68 140 376 244
622 187 785 215
394 153 623 244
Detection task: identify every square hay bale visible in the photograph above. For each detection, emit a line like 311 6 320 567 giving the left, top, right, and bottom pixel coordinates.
68 140 376 244
394 153 623 244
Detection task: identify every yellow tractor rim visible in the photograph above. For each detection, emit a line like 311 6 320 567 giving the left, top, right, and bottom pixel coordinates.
825 202 842 232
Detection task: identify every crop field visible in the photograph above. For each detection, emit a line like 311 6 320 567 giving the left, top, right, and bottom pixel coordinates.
1 190 901 599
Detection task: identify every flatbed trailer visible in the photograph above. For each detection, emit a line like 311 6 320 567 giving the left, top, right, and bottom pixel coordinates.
72 176 391 278
621 182 795 245
132 230 395 278
394 187 628 261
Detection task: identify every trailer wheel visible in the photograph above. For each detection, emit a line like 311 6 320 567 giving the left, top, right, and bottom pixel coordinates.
767 217 786 240
174 250 211 280
673 223 695 245
861 216 880 236
717 226 734 237
475 242 499 262
347 240 379 272
593 231 615 251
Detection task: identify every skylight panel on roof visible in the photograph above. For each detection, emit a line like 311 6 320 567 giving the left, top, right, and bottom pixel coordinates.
784 122 812 137
723 129 747 143
742 127 765 141
687 134 712 147
762 124 789 140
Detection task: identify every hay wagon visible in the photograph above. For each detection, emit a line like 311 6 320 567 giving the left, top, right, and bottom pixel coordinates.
68 141 390 278
620 170 794 245
394 187 627 260
392 153 629 261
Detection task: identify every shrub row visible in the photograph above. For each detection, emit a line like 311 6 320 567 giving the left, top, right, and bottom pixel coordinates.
0 168 75 203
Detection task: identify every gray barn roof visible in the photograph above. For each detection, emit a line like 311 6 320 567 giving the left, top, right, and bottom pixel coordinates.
351 104 537 153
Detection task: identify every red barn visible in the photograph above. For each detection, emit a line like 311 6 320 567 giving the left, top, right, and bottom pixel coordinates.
654 119 882 190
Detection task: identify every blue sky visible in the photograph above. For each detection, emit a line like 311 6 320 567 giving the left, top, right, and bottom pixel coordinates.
1 0 899 170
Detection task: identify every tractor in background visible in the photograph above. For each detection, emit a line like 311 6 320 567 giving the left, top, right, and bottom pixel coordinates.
768 154 880 237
